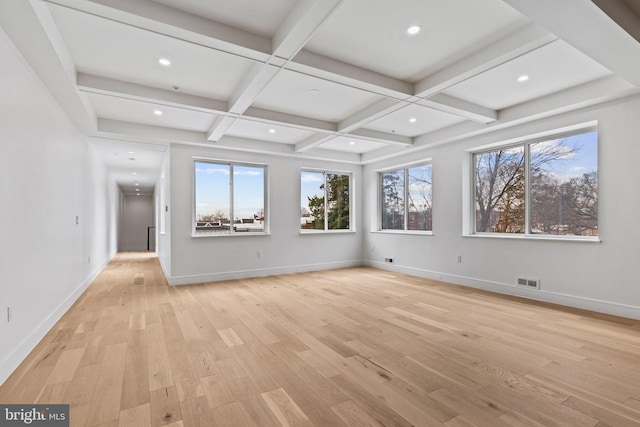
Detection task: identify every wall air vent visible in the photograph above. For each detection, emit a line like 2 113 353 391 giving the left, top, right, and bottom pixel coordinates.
517 277 539 289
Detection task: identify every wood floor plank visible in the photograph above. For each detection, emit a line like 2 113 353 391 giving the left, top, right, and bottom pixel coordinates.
3 253 640 427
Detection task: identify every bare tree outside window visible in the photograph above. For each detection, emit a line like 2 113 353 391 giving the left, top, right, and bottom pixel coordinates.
474 130 598 237
381 170 404 230
381 163 432 231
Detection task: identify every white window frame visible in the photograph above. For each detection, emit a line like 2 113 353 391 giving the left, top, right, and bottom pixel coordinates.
300 168 354 234
376 160 433 235
467 123 599 242
192 158 269 237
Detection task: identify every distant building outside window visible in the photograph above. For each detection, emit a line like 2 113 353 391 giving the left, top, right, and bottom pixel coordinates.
194 160 266 234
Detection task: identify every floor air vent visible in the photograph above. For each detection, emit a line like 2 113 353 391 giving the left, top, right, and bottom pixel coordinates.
517 277 539 289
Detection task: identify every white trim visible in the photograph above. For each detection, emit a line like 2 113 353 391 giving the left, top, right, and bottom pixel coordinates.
192 232 270 238
0 249 116 386
364 260 640 320
462 233 600 243
167 259 363 285
370 230 433 236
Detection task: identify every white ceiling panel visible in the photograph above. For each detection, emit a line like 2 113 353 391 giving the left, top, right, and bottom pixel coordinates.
364 104 466 137
48 3 255 100
442 40 613 110
87 93 218 132
318 135 388 154
305 0 528 82
151 0 296 38
225 118 315 145
253 69 383 122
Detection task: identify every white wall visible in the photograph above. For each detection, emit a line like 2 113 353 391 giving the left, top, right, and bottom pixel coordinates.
363 94 640 319
156 149 171 278
0 28 119 385
167 144 363 284
120 195 154 251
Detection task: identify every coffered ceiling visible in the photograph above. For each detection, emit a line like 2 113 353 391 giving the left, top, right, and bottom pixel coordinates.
1 0 639 194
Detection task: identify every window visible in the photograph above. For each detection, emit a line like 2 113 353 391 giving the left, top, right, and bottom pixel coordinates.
380 163 432 231
300 170 351 231
473 129 598 237
194 160 266 234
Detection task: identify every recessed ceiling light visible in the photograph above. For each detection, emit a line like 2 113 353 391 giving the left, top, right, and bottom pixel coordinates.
135 183 139 186
136 188 140 192
407 25 421 35
132 172 137 175
128 151 134 154
517 74 529 83
349 141 355 146
409 117 417 123
158 58 171 66
268 128 276 134
153 110 163 116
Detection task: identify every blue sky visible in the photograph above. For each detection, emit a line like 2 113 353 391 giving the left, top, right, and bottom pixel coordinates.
532 130 598 182
300 171 324 213
195 162 264 220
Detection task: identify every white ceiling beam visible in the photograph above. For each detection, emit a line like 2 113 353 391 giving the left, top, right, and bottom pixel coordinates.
348 129 412 146
415 23 557 97
77 73 228 114
497 75 636 125
44 0 271 62
362 75 636 164
0 0 96 133
207 115 239 142
502 0 640 87
338 99 411 133
290 50 414 99
208 1 345 142
77 73 337 134
295 134 337 153
273 0 344 59
99 118 206 144
244 107 336 133
421 94 497 123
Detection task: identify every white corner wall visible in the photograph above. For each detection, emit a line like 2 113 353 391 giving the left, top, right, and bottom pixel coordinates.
167 144 363 284
363 95 640 320
0 28 119 385
156 149 171 278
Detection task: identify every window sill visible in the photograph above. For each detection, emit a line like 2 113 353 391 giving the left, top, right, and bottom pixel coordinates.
192 232 270 238
462 233 600 243
370 230 433 236
299 230 356 235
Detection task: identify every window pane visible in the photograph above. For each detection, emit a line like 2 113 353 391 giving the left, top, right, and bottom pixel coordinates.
381 170 405 230
233 165 265 233
326 173 350 230
475 147 525 233
407 164 432 231
195 162 230 233
301 171 325 230
530 131 598 236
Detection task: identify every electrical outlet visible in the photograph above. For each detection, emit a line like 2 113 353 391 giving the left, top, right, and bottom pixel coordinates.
384 257 393 263
75 215 79 225
7 306 12 323
257 251 263 258
88 256 91 264
456 255 462 263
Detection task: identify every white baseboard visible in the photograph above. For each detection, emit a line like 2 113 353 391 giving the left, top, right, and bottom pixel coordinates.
167 259 363 285
0 249 116 386
364 260 640 320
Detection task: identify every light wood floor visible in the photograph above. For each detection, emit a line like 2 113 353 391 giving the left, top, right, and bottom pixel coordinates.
2 253 640 426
